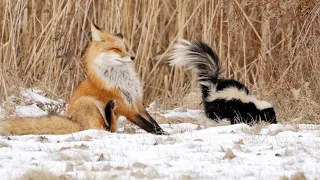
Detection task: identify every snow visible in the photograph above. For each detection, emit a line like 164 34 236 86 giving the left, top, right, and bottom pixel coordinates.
15 104 48 117
1 124 319 179
20 88 57 104
0 88 319 179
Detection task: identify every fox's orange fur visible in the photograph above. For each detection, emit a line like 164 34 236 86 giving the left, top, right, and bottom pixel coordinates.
0 23 166 136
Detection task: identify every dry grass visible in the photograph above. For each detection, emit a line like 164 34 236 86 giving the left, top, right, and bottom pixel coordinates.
291 172 307 180
18 169 67 180
1 0 319 123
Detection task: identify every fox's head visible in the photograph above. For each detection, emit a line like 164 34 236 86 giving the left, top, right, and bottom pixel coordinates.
85 23 135 67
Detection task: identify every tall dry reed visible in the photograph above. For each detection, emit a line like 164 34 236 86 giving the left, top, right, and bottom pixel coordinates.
1 0 319 122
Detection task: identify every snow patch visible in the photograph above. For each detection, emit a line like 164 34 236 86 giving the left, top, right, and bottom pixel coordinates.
0 123 319 179
15 104 48 117
20 88 56 104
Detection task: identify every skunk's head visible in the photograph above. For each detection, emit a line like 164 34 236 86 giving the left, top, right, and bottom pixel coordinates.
259 107 277 124
250 99 277 124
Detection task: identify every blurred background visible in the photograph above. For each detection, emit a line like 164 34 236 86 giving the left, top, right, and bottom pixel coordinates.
0 0 319 123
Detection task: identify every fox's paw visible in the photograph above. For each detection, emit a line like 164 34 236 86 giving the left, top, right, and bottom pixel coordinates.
155 127 169 135
106 100 117 111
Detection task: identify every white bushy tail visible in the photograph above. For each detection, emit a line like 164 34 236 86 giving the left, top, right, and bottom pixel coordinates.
169 39 221 86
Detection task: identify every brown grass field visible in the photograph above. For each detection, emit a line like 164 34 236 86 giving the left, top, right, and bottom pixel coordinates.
0 0 319 123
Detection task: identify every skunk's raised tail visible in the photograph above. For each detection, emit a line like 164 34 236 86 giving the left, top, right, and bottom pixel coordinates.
169 39 277 125
169 39 221 86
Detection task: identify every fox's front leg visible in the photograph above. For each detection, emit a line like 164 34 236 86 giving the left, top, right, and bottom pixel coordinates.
135 100 168 135
141 110 168 135
113 102 165 135
104 100 118 132
132 114 168 135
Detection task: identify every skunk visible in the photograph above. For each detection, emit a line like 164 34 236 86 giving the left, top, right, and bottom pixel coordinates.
169 39 277 125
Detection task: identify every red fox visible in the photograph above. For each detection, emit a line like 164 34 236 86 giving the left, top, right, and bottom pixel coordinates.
0 23 167 135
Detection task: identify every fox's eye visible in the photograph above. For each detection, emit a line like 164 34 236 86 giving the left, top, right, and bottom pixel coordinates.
110 48 121 52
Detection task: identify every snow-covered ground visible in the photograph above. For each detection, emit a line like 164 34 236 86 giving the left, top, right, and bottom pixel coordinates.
0 89 319 179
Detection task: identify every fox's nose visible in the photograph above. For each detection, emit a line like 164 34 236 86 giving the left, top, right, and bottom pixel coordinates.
130 56 135 61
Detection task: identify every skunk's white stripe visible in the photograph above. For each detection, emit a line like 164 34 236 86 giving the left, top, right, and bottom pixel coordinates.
207 87 249 102
250 99 273 110
207 87 272 110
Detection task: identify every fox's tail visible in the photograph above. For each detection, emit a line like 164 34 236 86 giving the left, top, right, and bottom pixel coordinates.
169 39 221 86
0 116 82 136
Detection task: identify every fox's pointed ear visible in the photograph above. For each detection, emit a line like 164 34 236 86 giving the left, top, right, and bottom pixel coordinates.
91 23 103 41
114 33 124 39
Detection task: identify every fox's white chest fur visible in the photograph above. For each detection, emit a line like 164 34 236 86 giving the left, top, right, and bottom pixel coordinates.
94 62 142 105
